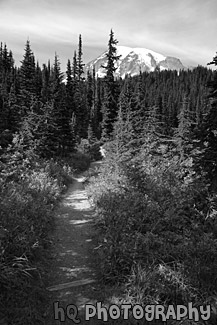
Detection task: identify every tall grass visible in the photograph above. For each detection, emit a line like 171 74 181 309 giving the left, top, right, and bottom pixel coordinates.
0 150 91 324
86 142 217 324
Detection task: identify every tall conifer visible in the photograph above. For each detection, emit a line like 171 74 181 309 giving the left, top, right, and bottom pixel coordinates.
19 40 36 112
101 29 121 140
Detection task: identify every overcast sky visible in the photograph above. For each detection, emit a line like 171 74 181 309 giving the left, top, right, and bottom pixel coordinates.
0 0 217 70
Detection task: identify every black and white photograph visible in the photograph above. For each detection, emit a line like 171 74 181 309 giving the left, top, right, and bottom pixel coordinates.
0 0 217 324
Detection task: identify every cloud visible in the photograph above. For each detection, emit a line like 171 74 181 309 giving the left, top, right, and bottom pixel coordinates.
0 0 216 68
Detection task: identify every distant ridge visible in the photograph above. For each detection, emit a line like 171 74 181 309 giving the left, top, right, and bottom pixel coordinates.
85 45 186 78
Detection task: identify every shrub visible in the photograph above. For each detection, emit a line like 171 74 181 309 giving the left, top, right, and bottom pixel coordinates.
0 152 76 324
69 150 91 172
87 142 217 317
75 139 103 162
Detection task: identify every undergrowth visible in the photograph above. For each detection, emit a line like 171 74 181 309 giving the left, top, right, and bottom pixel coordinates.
0 145 91 324
86 141 217 325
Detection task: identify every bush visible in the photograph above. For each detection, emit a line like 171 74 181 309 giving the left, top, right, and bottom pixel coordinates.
75 139 103 162
86 142 217 318
69 150 91 172
0 152 76 324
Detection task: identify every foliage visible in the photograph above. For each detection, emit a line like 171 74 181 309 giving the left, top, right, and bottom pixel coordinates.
86 128 217 322
0 142 84 324
75 138 103 162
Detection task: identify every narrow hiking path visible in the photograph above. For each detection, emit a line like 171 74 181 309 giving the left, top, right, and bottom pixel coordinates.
45 161 123 324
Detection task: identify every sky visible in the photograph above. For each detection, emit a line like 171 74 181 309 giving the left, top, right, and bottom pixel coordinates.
0 0 217 70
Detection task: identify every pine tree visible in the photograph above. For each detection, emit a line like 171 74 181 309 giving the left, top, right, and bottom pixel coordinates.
112 96 135 164
65 58 78 150
0 44 16 148
72 51 78 81
18 40 36 113
86 70 95 141
7 76 20 134
50 53 64 97
127 72 148 151
173 94 193 161
66 59 73 86
41 61 51 103
197 52 217 189
87 68 102 141
66 59 75 118
0 44 9 134
48 54 75 156
37 101 59 158
94 75 103 139
72 36 88 140
101 29 121 140
77 34 85 82
34 61 42 99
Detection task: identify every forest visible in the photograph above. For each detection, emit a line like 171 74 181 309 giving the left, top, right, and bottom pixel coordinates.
1 29 217 324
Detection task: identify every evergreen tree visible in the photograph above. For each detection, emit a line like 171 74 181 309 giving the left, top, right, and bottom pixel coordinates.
0 44 9 134
18 40 36 113
66 59 73 86
0 44 16 148
112 95 135 164
72 51 78 81
41 61 51 103
86 70 95 141
72 36 88 140
7 76 20 134
173 94 193 161
48 54 75 156
197 52 217 189
50 53 64 97
101 29 121 140
74 82 88 139
34 61 42 99
66 59 75 118
130 71 146 139
65 58 78 149
87 68 102 141
37 101 59 158
77 34 85 82
94 75 103 139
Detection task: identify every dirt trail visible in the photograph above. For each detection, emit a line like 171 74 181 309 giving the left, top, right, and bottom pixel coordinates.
45 161 121 324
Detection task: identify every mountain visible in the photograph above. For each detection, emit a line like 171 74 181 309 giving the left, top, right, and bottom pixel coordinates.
85 46 186 78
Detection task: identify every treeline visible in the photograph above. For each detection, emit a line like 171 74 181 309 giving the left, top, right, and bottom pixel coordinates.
0 36 93 324
0 31 215 161
0 36 83 158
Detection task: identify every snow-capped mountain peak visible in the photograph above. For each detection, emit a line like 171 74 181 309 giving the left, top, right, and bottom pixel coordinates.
85 45 186 78
116 46 166 62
